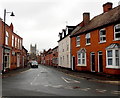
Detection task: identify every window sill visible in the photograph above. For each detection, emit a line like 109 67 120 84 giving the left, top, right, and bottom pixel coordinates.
113 39 120 41
77 64 87 67
99 41 106 44
76 45 80 47
86 43 91 46
106 65 120 69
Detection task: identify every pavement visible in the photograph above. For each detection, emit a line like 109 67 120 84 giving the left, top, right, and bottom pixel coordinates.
2 65 120 85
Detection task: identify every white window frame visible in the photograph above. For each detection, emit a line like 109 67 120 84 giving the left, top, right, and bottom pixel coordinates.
106 49 120 69
18 39 19 49
5 31 9 45
15 37 17 48
85 33 91 45
99 28 106 43
77 49 86 66
76 36 80 47
12 35 14 47
114 24 120 41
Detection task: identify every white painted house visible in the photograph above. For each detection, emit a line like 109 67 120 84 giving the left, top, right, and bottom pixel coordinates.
58 26 76 69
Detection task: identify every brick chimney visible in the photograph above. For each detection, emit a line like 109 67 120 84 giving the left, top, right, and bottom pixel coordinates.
83 12 90 26
103 2 113 13
10 23 14 32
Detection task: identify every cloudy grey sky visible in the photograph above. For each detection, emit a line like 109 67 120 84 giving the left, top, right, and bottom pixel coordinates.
0 0 119 52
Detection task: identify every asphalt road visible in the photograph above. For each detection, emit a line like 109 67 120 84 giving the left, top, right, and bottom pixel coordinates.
2 64 120 97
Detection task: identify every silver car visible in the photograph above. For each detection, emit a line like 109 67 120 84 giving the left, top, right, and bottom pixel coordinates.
30 61 38 68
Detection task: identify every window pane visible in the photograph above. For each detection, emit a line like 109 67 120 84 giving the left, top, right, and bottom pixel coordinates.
115 28 120 32
86 33 90 38
82 59 85 64
87 39 90 44
108 59 112 65
82 52 85 58
115 33 120 38
107 50 112 57
78 59 81 64
115 50 119 57
116 58 119 66
78 52 81 58
102 30 106 35
103 37 106 41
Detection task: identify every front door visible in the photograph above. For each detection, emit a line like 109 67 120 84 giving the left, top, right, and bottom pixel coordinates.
98 51 103 72
4 54 9 69
91 53 95 72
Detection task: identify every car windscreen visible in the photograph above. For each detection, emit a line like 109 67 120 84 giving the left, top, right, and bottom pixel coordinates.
32 61 38 65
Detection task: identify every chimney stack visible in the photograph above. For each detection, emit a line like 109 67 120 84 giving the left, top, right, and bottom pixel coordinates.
83 12 90 26
10 23 13 32
103 2 113 13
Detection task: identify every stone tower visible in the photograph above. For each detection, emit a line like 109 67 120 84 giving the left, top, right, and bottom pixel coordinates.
30 44 37 60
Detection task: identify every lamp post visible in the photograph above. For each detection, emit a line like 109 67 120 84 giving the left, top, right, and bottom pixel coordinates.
2 9 15 74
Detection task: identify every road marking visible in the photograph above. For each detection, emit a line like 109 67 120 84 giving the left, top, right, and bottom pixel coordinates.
52 85 63 88
61 77 80 83
80 88 91 91
111 90 120 95
95 89 107 93
30 76 38 85
61 77 70 83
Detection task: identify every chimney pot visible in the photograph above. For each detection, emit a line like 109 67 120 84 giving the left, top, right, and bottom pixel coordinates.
83 12 90 26
103 2 113 13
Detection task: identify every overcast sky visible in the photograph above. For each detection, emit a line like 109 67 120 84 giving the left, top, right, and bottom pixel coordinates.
0 0 119 52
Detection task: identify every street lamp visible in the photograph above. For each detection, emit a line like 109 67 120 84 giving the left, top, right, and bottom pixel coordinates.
2 9 15 74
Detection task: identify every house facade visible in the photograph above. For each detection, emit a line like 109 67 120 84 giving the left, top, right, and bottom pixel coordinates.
45 48 53 66
0 19 28 72
0 18 3 72
52 46 58 67
22 46 28 68
70 2 120 75
58 26 76 69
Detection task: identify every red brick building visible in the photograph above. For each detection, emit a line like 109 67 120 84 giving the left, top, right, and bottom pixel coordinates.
45 48 53 66
40 49 46 65
0 18 28 72
22 46 28 68
39 46 58 67
52 46 58 67
70 2 120 75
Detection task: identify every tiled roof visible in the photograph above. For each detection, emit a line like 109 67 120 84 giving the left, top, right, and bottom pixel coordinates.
71 5 120 37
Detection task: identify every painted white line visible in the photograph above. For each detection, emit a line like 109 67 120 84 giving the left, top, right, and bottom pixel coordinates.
74 80 81 83
80 88 91 91
111 90 120 94
30 76 38 85
61 77 80 83
61 77 70 83
95 89 107 93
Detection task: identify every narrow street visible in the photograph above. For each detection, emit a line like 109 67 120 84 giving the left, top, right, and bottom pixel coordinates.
2 64 119 96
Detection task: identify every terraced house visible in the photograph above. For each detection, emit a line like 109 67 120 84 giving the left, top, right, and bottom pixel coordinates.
58 26 76 69
70 2 120 75
0 18 28 73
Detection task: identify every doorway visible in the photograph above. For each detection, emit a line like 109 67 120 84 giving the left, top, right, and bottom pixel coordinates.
98 51 103 72
91 52 95 72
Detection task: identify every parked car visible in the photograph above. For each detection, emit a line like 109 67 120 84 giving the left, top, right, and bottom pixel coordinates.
30 61 38 68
